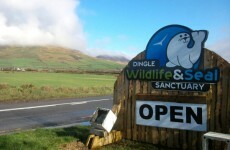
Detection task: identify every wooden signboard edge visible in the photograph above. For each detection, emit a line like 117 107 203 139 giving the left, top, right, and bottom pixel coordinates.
136 94 207 104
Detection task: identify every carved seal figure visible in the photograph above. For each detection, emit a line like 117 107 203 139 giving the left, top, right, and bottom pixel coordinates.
166 31 207 69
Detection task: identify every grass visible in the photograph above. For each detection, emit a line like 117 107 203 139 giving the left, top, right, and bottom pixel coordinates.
0 126 90 150
0 71 116 102
0 126 168 150
0 72 116 88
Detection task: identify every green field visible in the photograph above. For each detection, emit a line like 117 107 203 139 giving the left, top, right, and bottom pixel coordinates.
0 72 116 87
0 72 116 102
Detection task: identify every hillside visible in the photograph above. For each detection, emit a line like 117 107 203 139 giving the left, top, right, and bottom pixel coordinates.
96 55 129 64
0 46 125 71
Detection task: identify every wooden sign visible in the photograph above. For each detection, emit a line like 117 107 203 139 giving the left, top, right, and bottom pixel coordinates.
126 25 219 92
112 24 230 149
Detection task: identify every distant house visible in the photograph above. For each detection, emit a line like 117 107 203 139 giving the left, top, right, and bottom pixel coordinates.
16 67 21 71
15 67 26 71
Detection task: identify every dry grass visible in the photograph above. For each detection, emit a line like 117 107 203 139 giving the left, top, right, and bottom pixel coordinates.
0 84 113 102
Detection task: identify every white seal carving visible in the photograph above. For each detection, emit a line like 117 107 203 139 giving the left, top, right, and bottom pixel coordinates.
166 31 207 69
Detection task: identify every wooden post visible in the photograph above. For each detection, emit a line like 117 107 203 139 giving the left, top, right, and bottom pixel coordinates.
86 130 123 149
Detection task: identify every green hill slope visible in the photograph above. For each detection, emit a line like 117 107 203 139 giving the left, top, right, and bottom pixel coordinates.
0 46 125 71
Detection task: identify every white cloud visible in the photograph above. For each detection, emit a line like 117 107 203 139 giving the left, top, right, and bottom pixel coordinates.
0 0 86 50
84 34 140 59
207 37 230 62
84 48 135 60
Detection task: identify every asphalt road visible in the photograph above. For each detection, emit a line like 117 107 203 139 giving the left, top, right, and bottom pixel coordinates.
0 96 112 134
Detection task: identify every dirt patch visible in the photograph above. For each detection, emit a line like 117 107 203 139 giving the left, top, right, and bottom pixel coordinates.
60 141 88 150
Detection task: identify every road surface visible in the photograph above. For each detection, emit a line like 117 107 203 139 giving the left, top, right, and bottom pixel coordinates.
0 96 112 134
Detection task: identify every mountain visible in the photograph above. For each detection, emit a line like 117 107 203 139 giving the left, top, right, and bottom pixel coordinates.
0 46 125 71
96 55 129 63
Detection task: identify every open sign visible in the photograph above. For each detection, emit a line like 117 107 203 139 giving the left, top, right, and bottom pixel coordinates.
136 100 207 131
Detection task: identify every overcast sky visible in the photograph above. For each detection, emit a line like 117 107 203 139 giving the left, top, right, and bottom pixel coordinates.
0 0 229 61
0 0 86 50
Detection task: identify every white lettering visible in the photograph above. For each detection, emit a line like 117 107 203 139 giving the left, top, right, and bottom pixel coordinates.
132 60 156 67
152 82 208 91
199 84 204 90
133 62 137 67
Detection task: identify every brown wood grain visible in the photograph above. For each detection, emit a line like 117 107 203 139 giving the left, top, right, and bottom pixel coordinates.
112 48 230 150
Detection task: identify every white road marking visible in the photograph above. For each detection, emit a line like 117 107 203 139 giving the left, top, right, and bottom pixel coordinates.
0 98 111 112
